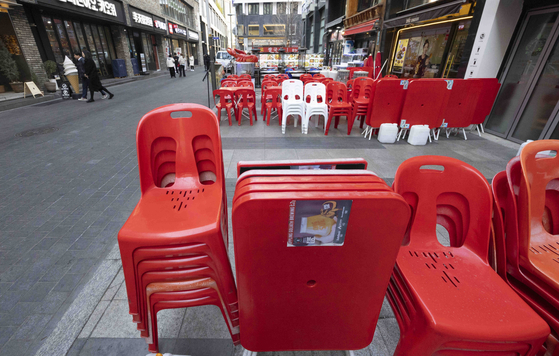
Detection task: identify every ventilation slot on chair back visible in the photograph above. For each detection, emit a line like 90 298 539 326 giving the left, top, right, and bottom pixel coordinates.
193 135 217 185
151 137 177 188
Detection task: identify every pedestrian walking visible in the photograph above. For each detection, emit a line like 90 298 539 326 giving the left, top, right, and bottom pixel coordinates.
82 50 114 102
204 54 210 71
189 55 195 71
74 50 88 101
166 54 176 78
178 54 186 77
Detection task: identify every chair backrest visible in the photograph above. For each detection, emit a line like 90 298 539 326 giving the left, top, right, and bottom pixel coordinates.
265 88 282 106
136 104 223 194
304 82 326 104
238 80 254 88
313 73 325 79
300 74 312 81
213 89 234 107
346 79 355 102
468 78 501 125
519 140 559 244
319 77 333 85
228 75 239 80
393 156 492 261
326 82 349 105
240 74 251 80
443 79 482 129
351 77 376 102
221 81 237 88
277 74 289 80
261 80 278 93
235 88 255 105
282 79 303 101
367 79 408 127
400 79 449 128
263 74 276 80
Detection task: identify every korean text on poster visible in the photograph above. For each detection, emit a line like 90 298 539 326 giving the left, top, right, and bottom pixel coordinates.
288 200 352 247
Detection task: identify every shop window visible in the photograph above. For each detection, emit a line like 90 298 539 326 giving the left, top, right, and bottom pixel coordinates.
357 0 379 13
248 4 259 15
277 3 286 14
42 17 64 63
290 24 297 35
237 25 244 36
290 3 298 14
318 11 325 51
407 0 431 9
236 4 242 15
73 22 87 53
64 21 80 54
98 26 111 60
263 3 272 14
264 24 285 36
444 21 471 78
248 25 259 36
54 19 71 57
103 27 116 59
83 24 100 68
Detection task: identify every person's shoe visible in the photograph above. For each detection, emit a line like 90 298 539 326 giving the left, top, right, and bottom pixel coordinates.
87 99 94 103
102 94 108 99
109 93 114 100
78 97 87 101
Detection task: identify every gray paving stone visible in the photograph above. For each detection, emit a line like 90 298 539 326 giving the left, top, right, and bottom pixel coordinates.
0 337 31 354
35 291 70 314
0 326 16 348
178 305 230 339
377 318 400 355
11 314 53 340
19 282 56 302
78 300 110 339
90 300 138 338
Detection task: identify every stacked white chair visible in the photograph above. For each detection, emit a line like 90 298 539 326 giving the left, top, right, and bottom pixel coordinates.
302 83 328 134
281 80 305 134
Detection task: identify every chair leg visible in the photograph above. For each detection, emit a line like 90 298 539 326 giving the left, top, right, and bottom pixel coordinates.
480 124 484 133
281 112 287 134
359 116 365 129
347 114 355 135
428 130 432 143
227 109 232 126
238 108 242 126
463 128 467 140
397 129 402 141
325 112 333 136
477 125 482 136
217 108 222 122
266 107 271 126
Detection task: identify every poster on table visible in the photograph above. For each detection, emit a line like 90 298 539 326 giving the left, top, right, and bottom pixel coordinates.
392 38 409 74
288 200 352 247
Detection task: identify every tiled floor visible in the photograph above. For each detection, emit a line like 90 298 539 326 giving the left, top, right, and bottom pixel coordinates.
0 73 521 356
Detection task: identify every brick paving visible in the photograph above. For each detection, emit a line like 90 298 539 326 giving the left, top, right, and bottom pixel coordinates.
0 68 520 355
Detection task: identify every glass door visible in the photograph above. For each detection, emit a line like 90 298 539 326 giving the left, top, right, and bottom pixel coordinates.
485 7 559 141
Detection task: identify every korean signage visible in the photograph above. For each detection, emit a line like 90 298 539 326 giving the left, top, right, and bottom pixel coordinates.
188 30 199 41
391 38 408 74
168 22 187 36
38 0 125 23
259 46 298 53
128 6 167 33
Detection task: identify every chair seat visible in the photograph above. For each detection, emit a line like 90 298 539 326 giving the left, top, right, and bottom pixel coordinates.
396 247 550 340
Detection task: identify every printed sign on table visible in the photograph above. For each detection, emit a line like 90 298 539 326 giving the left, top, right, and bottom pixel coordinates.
392 38 409 74
288 200 352 247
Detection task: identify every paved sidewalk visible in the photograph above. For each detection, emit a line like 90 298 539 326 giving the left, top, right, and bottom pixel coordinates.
0 70 520 355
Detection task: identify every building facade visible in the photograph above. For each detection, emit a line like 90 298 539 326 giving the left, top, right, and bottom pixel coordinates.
234 0 303 50
0 0 203 93
199 0 232 57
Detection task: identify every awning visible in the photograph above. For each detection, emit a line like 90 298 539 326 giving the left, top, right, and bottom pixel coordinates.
325 16 344 30
0 0 21 10
344 19 378 36
383 0 466 29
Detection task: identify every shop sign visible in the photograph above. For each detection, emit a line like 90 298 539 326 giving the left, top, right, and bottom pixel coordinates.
405 16 420 24
391 38 408 74
168 23 174 34
259 46 298 53
132 11 152 27
58 0 117 17
172 24 187 36
188 30 199 41
39 0 125 23
154 19 166 31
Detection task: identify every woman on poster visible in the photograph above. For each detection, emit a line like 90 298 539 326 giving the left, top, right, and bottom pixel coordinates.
415 40 431 78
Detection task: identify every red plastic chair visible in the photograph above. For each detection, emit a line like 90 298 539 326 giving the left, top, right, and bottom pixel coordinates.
221 81 237 88
319 77 333 85
213 89 235 126
346 79 354 103
363 78 407 139
234 88 257 125
118 104 235 334
239 74 251 80
276 74 289 80
261 80 278 115
397 79 449 141
300 73 312 82
467 78 500 135
441 79 482 140
312 73 325 79
325 82 352 136
237 80 254 88
385 74 398 78
518 140 559 295
221 78 236 86
349 77 376 135
389 155 549 356
263 88 282 126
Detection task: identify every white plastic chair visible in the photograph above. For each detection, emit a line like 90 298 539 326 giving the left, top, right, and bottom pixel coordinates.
281 80 305 134
302 83 328 134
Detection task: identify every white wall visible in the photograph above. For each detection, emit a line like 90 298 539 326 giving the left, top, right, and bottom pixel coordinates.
465 0 523 78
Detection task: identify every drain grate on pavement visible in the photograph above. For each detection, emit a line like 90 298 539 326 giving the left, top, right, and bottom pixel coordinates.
16 127 59 137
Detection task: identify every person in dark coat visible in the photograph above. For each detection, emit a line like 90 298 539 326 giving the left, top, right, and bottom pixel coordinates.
82 50 114 102
74 50 88 101
204 54 210 71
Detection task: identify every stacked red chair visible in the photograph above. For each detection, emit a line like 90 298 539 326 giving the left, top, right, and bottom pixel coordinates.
348 77 376 135
468 78 501 136
362 78 407 140
236 158 368 176
325 81 353 136
234 88 257 125
300 73 312 82
232 161 411 352
262 87 282 126
118 104 240 353
386 155 549 356
260 79 278 115
492 140 559 355
213 89 236 126
239 74 251 80
397 79 449 142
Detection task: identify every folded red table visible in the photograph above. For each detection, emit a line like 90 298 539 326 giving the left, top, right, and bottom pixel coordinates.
237 158 368 176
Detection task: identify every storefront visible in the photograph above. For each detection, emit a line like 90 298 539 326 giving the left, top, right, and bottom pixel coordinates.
27 0 126 78
127 6 167 72
167 21 187 57
383 0 474 79
325 28 344 66
0 8 29 92
187 30 200 65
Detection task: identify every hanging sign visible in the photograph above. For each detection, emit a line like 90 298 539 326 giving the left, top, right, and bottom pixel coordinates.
391 38 408 74
259 46 298 53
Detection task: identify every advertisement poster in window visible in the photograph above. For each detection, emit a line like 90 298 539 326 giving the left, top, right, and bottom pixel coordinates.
392 38 409 74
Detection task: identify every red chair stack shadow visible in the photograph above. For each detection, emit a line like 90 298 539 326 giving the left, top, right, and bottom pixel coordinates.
387 155 549 356
117 104 240 353
492 140 559 355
